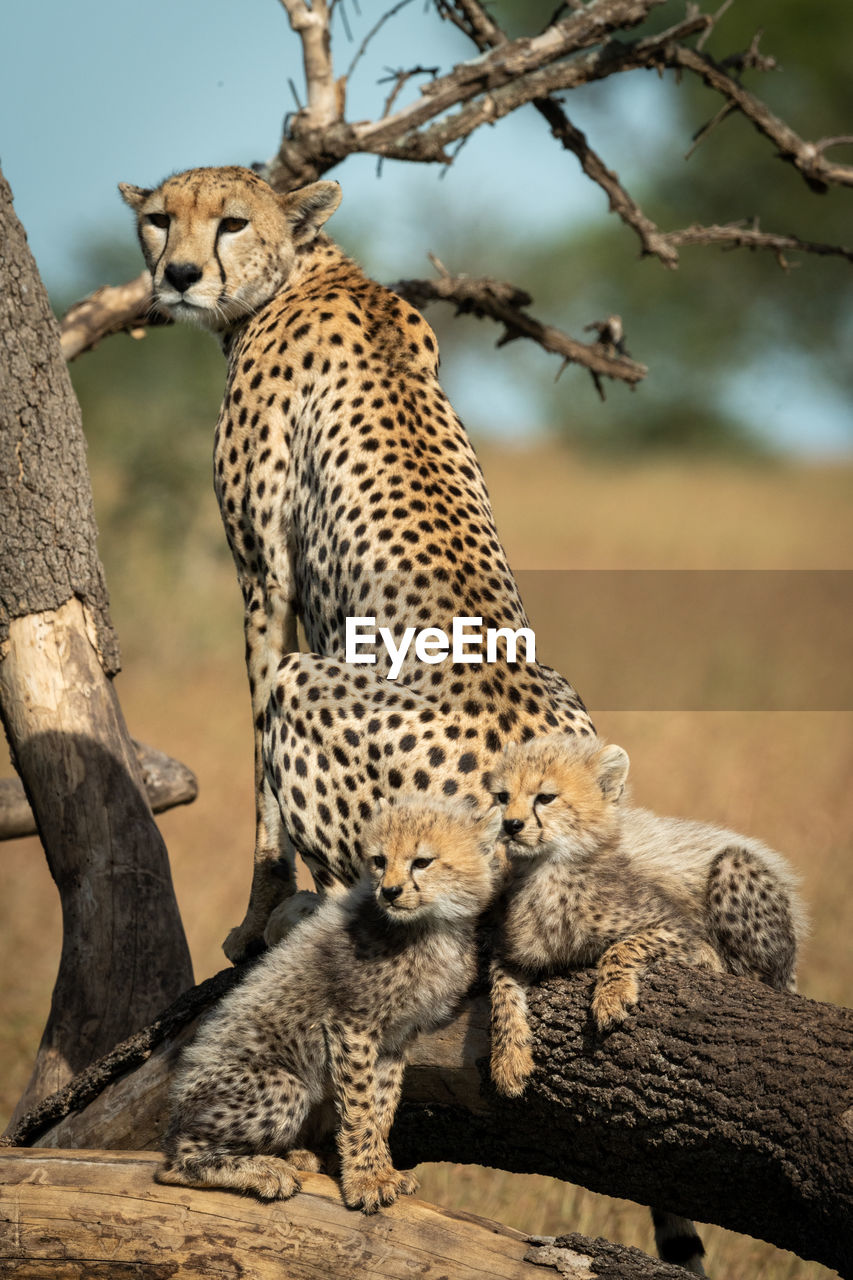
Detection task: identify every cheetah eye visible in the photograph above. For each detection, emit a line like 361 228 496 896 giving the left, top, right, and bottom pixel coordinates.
494 791 509 806
371 854 386 871
412 856 434 871
536 793 557 806
145 212 170 230
220 216 248 234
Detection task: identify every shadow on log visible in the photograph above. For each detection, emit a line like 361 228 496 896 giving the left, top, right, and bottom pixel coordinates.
0 1148 696 1280
4 964 851 1275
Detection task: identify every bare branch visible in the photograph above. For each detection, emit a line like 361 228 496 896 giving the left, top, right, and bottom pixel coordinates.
670 42 853 193
59 271 163 361
666 219 853 266
279 0 342 131
390 263 648 392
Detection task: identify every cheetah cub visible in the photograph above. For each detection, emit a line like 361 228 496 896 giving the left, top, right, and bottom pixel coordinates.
487 733 804 1099
157 798 501 1214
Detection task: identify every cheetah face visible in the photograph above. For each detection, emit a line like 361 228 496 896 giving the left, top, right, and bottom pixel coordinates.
362 798 502 925
119 166 341 332
486 734 629 862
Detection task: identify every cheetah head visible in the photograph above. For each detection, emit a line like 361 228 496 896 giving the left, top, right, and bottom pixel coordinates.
119 165 341 332
486 733 629 862
362 797 502 926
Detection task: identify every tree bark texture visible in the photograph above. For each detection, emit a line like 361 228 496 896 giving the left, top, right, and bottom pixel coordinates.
0 1148 697 1280
8 965 851 1274
0 167 194 1123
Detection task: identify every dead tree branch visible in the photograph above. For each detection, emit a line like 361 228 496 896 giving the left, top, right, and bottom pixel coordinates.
392 264 647 394
0 740 198 842
0 1148 693 1280
7 965 851 1274
60 269 645 391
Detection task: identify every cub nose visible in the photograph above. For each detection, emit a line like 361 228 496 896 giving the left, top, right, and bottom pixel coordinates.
164 262 203 293
503 818 524 836
381 884 404 902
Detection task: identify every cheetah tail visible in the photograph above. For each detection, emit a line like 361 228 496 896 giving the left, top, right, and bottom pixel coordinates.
651 1209 706 1275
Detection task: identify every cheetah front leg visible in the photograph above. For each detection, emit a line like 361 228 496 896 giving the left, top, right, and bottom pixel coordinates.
223 588 300 963
592 927 723 1031
489 954 535 1098
328 1026 416 1214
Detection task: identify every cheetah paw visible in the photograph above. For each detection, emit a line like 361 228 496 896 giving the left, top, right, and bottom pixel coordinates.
223 921 267 965
491 1043 534 1097
591 975 638 1031
343 1165 419 1214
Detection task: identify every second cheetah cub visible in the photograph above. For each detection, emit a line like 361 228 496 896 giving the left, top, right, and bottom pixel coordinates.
157 798 501 1214
487 733 804 1098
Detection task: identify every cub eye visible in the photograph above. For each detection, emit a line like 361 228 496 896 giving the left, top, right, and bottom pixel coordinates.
412 856 434 871
536 793 557 805
145 212 169 230
371 854 386 871
494 791 509 806
220 216 248 234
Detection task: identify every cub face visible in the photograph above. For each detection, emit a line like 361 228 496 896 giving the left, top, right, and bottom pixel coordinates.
362 798 502 925
119 165 341 332
486 734 629 862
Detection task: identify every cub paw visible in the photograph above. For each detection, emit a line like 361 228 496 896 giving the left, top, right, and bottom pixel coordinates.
249 1157 302 1201
264 891 322 947
591 974 638 1031
223 922 266 965
286 1148 325 1173
491 1042 534 1097
343 1165 418 1214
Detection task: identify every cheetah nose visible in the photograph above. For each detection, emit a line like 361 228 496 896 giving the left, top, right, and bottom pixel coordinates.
164 262 203 293
503 818 524 836
381 884 404 902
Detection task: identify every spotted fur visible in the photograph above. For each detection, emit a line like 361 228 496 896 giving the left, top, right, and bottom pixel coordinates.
120 166 591 960
486 731 805 1275
157 797 502 1212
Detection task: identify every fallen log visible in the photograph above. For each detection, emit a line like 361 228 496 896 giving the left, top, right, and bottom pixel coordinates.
5 964 851 1274
0 1148 698 1280
0 739 198 841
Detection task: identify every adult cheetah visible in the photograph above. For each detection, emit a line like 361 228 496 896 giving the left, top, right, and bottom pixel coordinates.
120 165 592 959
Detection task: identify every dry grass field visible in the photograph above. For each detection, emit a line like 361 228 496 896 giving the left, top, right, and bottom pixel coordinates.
1 444 850 1279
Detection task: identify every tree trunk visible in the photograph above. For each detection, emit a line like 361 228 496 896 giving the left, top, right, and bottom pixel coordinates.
0 166 194 1124
0 1148 696 1280
6 965 851 1275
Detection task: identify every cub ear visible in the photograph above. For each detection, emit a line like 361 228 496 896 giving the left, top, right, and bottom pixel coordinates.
118 183 151 211
281 180 342 244
374 795 389 815
477 804 504 851
597 743 629 801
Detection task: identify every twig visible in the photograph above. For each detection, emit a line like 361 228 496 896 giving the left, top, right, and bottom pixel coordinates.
347 0 417 81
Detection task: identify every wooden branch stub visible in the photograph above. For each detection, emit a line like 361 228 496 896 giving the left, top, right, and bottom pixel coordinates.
0 739 198 842
0 1148 694 1280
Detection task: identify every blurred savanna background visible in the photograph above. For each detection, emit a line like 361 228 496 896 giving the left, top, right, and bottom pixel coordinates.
1 0 851 1277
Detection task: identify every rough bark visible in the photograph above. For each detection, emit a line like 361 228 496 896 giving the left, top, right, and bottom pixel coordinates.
0 1148 693 1280
6 965 851 1274
0 738 198 840
0 167 194 1124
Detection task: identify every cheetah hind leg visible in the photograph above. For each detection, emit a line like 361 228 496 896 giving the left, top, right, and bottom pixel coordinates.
156 1151 306 1200
706 846 798 991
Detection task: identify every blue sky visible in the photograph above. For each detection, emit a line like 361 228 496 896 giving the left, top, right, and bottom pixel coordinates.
2 0 850 453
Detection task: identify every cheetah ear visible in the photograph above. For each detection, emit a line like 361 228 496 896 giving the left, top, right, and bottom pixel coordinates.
374 796 389 814
281 180 342 244
118 183 151 211
597 744 629 802
477 804 503 851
